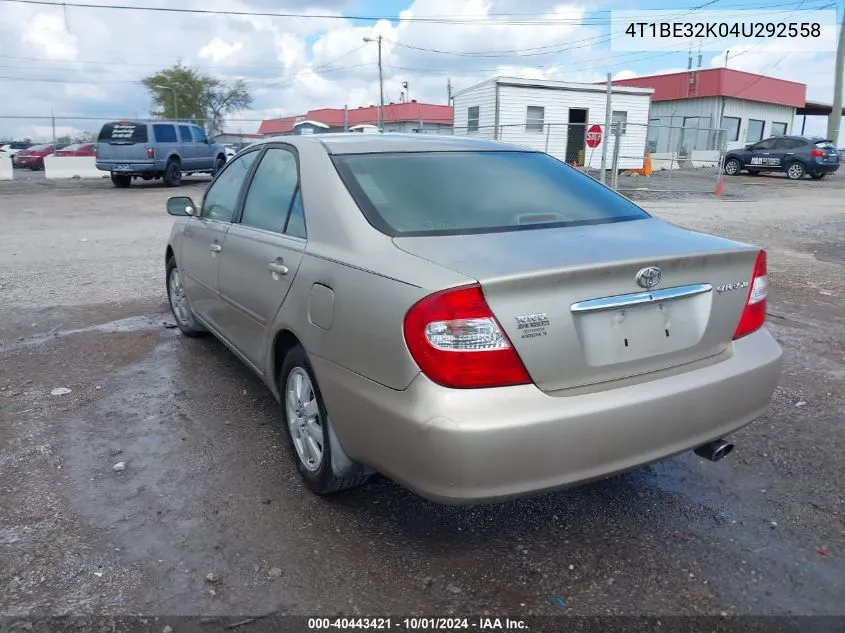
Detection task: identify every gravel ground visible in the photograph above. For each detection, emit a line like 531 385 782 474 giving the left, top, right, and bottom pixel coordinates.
0 174 843 622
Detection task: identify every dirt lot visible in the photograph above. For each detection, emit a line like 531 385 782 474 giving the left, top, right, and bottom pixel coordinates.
0 174 843 622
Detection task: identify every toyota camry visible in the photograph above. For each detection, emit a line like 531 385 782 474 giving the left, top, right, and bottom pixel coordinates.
163 134 782 504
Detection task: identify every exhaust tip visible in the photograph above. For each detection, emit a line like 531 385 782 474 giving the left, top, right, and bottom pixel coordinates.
694 439 734 462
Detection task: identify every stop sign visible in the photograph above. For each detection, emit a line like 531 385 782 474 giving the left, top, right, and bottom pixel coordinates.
585 124 602 148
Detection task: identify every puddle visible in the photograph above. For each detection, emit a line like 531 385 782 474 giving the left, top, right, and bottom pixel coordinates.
0 313 174 351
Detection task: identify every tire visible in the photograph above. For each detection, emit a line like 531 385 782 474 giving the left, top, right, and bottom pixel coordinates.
111 173 131 188
213 156 225 177
724 157 741 176
278 345 371 495
165 257 206 336
810 173 825 180
163 160 182 187
785 161 805 180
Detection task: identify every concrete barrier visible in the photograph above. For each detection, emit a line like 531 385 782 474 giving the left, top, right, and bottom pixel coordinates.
0 156 12 181
44 155 104 179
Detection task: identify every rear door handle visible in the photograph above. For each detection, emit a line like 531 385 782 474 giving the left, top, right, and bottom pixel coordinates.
209 244 222 253
268 262 289 275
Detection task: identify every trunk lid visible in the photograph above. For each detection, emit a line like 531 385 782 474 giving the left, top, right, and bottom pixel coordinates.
394 217 761 392
96 121 151 162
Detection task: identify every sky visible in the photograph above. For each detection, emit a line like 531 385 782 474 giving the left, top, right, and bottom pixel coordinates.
0 0 842 143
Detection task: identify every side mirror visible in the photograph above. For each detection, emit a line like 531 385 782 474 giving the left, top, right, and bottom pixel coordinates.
167 196 197 217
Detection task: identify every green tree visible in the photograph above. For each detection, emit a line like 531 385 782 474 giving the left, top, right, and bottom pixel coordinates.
56 134 72 145
142 62 252 135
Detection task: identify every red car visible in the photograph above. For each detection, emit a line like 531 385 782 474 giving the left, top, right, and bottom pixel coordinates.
55 143 97 157
14 144 56 170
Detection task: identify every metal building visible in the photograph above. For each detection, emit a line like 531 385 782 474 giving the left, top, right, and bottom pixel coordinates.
451 76 654 170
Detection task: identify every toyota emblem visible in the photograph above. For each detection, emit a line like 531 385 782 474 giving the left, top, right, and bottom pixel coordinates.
636 266 662 289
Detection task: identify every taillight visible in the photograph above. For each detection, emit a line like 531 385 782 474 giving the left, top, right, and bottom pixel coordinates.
146 147 155 159
403 284 531 389
733 250 768 340
810 149 825 157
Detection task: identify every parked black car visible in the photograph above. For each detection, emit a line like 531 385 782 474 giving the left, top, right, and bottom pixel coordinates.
724 136 840 180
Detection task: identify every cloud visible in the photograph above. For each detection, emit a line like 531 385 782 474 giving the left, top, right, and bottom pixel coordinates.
198 39 244 64
0 0 841 144
21 12 78 60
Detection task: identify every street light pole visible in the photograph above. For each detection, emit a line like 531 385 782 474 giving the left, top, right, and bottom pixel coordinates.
363 35 385 132
158 85 178 121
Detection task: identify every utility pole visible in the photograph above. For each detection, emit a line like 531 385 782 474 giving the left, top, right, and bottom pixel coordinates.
363 35 385 132
51 108 56 145
343 105 348 132
828 9 845 143
447 78 452 104
600 73 612 184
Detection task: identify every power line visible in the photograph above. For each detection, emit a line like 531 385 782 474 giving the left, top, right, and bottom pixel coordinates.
0 62 372 86
0 0 719 25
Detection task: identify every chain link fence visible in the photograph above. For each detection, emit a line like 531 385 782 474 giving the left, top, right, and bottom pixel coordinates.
2 114 730 196
450 118 730 197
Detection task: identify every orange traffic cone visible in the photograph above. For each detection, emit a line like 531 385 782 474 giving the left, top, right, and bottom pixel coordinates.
714 176 725 196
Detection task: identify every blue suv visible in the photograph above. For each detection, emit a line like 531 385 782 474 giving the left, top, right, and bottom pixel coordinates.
96 120 227 187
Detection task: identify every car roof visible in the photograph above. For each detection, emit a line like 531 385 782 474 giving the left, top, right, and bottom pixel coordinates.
257 133 536 155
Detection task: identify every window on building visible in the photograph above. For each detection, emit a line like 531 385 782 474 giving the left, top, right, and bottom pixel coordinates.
611 110 628 135
722 116 741 141
746 119 765 143
467 106 480 133
771 122 788 136
646 118 661 152
525 106 545 132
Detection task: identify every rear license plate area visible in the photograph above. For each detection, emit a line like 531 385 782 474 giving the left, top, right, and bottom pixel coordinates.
114 164 131 171
573 296 709 367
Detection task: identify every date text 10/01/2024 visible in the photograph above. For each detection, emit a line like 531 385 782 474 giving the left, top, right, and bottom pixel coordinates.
308 618 528 630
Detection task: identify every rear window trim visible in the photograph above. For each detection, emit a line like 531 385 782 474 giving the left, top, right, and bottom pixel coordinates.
330 150 651 238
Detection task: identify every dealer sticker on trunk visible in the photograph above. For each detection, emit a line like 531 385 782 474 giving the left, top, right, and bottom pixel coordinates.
515 313 550 339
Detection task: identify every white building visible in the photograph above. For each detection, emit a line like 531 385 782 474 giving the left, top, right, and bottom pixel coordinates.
452 76 654 170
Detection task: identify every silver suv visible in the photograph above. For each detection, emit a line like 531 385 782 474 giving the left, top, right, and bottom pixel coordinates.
96 120 227 188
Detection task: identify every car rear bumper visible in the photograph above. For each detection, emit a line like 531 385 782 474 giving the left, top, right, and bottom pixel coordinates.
96 161 158 173
810 162 839 174
312 327 783 504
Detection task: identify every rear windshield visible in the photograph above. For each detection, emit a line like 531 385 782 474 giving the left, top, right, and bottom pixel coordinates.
98 121 148 144
62 144 81 151
28 144 49 151
814 140 836 149
332 151 649 236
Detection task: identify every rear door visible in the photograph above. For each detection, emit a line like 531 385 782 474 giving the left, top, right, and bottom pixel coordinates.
178 125 197 169
96 121 150 167
180 149 260 331
191 126 214 170
216 144 306 369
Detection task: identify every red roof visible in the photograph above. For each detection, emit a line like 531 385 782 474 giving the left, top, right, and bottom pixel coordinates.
258 102 454 135
608 68 805 109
